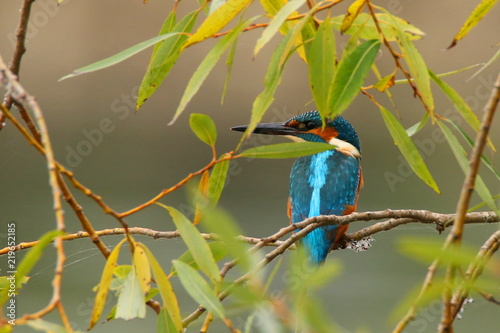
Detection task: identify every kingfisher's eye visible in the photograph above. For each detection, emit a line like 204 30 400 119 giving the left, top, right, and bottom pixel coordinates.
306 121 316 130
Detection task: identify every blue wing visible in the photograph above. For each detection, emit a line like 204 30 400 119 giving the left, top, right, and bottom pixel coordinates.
289 150 361 264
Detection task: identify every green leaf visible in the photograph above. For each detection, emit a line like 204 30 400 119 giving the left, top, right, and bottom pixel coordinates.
327 39 380 117
239 142 334 159
468 193 500 212
297 298 339 333
158 204 221 285
437 120 498 213
0 230 62 307
201 208 256 272
345 24 369 60
468 46 500 81
307 17 336 117
115 268 147 320
113 265 132 279
445 118 500 180
189 113 218 147
394 64 484 85
157 308 179 333
28 319 83 333
14 230 63 287
287 246 340 296
429 70 481 131
306 260 341 291
141 245 183 332
379 106 439 193
221 36 239 104
387 12 434 114
171 242 228 276
390 279 448 323
171 18 256 124
254 0 307 57
449 0 499 48
263 257 283 293
89 238 127 330
398 236 479 266
136 11 199 110
208 159 230 205
106 305 117 322
151 11 177 60
0 276 28 295
406 113 429 137
330 13 425 41
184 0 252 48
133 242 151 295
59 33 181 81
172 260 226 318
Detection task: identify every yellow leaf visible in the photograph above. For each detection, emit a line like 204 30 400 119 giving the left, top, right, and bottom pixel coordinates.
341 0 366 33
89 238 127 330
449 0 499 48
133 242 151 295
194 171 210 225
184 0 252 48
140 244 183 332
260 0 310 62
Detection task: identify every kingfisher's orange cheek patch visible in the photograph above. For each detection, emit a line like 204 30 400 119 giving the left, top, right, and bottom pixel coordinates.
310 127 338 141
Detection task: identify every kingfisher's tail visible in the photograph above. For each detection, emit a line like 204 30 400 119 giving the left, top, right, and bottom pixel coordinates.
301 225 348 265
301 228 332 265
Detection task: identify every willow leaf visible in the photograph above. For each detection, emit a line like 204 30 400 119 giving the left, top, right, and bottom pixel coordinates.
380 106 439 193
449 0 499 48
171 18 256 124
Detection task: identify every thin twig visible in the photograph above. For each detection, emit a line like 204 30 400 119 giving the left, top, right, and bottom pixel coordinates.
476 288 500 306
56 302 73 333
211 0 346 39
1 0 34 109
366 1 430 113
0 0 38 134
119 153 236 218
438 70 500 332
450 230 500 318
393 259 441 333
0 101 111 259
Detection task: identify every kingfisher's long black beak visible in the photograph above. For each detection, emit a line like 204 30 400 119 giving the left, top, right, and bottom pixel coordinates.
231 122 298 136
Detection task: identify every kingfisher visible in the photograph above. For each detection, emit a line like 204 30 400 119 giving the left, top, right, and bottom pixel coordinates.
232 110 363 265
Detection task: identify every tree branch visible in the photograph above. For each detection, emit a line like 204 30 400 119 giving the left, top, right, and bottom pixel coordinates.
0 51 70 327
439 70 500 332
451 230 500 318
2 210 498 256
0 0 36 130
0 67 111 259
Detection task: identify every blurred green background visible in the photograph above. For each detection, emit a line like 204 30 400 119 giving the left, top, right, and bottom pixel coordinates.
1 0 499 332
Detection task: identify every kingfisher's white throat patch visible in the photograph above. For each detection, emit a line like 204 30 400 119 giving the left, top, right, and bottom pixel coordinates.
328 138 361 158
